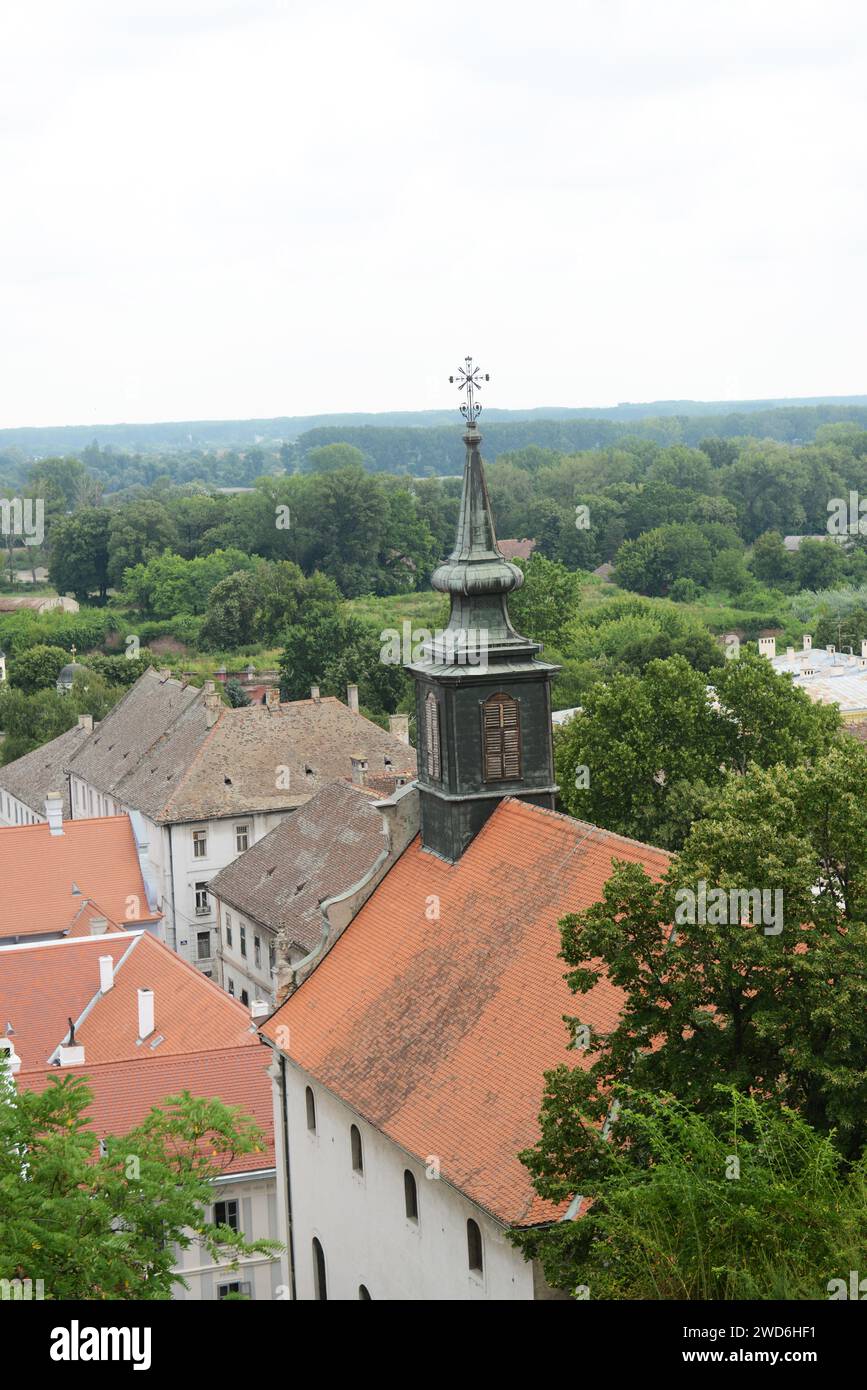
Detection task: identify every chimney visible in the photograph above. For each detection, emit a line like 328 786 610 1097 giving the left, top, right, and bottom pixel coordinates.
45 792 63 836
310 685 320 703
98 955 114 991
861 640 867 660
204 685 221 728
350 755 368 788
250 999 270 1019
347 683 359 714
137 988 154 1040
786 647 795 661
59 1043 85 1066
90 916 109 937
265 686 280 708
158 667 172 680
77 713 93 732
388 714 410 745
803 634 812 652
758 636 776 659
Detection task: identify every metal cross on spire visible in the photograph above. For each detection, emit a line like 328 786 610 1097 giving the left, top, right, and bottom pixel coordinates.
449 356 489 427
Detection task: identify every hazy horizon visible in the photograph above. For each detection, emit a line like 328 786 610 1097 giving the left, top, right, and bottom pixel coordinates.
6 389 867 439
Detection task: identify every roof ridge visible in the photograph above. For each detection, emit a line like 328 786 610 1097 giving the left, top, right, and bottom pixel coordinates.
497 796 671 859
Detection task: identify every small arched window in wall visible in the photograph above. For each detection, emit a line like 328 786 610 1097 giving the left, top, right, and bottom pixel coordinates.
312 1237 327 1300
425 691 442 781
467 1217 484 1275
305 1086 316 1133
404 1168 419 1222
481 693 521 782
358 1284 371 1300
350 1123 364 1175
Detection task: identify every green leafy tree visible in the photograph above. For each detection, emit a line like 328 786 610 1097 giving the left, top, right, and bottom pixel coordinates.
0 1066 279 1299
516 1087 867 1299
613 524 713 596
319 616 409 715
108 500 178 588
200 571 261 650
277 573 348 702
225 678 251 707
8 644 70 693
302 443 368 473
508 554 583 647
795 538 846 591
710 546 751 595
85 653 155 687
0 687 77 761
556 651 839 848
555 655 725 849
750 529 794 587
48 509 111 601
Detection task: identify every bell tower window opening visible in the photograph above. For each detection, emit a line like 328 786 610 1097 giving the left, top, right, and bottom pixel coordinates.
482 693 521 782
425 691 442 781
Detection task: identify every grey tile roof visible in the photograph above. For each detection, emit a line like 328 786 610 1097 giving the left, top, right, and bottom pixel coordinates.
0 722 90 818
64 668 417 824
208 780 389 953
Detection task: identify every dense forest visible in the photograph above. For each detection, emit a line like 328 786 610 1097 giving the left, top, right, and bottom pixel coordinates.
4 396 867 483
5 406 867 760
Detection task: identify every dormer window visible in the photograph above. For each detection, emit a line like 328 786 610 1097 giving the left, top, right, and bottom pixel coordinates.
481 693 521 782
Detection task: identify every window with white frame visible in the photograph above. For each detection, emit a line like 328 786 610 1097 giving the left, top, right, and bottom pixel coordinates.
192 829 207 858
218 1281 251 1299
196 930 211 961
235 824 249 853
195 882 209 916
214 1199 239 1231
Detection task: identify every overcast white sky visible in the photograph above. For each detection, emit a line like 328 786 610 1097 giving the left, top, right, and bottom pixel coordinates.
1 0 866 428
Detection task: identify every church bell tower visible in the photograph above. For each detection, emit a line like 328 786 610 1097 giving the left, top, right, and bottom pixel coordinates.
407 358 559 862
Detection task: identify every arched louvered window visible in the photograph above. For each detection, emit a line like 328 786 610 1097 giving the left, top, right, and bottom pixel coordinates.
481 693 521 782
425 691 442 781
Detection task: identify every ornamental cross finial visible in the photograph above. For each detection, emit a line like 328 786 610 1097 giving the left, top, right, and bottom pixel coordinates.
449 355 489 427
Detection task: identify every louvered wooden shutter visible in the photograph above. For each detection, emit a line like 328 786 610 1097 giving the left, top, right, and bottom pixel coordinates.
482 694 521 781
425 692 441 780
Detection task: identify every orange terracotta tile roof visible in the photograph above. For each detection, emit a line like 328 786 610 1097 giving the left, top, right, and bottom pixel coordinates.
261 798 669 1228
0 931 259 1068
20 1047 275 1174
0 815 161 940
3 932 274 1169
